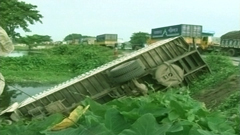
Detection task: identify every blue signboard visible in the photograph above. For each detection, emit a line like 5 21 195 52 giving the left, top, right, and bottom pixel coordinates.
152 25 181 39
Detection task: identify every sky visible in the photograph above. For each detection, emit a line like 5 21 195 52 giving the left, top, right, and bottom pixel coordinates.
18 0 240 42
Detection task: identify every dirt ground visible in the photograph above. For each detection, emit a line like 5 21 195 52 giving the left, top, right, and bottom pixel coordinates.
192 74 240 109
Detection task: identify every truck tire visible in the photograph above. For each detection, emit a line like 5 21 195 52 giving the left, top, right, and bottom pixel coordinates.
109 59 144 77
112 66 145 83
227 49 236 56
155 63 184 87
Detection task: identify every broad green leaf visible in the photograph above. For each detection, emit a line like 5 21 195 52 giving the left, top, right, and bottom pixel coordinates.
106 97 140 112
104 108 131 134
0 124 41 135
188 126 204 135
44 127 83 135
167 122 183 132
197 129 218 135
206 116 235 134
81 98 108 117
169 100 185 118
187 114 195 122
120 104 170 121
83 111 103 126
168 111 179 121
119 113 170 135
178 120 193 126
45 122 114 135
2 113 64 135
78 123 115 135
166 125 191 135
207 121 235 134
138 103 170 117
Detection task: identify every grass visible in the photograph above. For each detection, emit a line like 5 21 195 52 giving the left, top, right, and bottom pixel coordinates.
1 45 117 85
3 70 75 85
189 53 238 94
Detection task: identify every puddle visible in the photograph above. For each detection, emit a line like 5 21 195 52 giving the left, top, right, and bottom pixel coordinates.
0 84 54 109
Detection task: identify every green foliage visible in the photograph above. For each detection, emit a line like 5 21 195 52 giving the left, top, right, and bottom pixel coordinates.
0 113 64 135
16 34 52 45
190 54 237 92
0 45 115 84
2 91 238 135
217 91 240 111
64 34 82 41
216 91 240 133
204 53 236 73
130 32 150 45
0 0 43 38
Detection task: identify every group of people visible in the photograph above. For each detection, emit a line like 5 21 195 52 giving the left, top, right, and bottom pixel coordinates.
0 26 14 95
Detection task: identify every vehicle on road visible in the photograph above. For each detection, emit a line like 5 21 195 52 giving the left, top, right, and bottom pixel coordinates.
218 31 240 56
95 34 118 48
149 24 220 52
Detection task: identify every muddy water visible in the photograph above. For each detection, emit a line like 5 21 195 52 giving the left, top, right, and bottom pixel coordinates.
0 84 54 109
6 51 28 57
6 50 42 57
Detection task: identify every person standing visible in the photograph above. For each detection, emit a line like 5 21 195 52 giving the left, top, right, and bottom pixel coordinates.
0 26 14 95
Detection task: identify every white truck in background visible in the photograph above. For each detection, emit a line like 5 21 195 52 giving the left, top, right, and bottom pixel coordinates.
218 31 240 56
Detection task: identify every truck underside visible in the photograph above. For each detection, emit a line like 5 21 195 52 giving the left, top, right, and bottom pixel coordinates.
1 37 211 120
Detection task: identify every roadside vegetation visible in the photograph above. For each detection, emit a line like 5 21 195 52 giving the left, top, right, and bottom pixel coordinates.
190 53 238 93
1 90 239 135
0 45 117 84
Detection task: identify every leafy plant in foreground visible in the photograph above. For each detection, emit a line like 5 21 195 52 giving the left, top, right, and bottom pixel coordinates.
42 91 238 135
1 90 238 135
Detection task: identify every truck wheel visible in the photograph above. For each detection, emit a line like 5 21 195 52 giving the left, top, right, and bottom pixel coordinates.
155 63 184 87
112 66 145 83
109 59 144 77
227 49 236 56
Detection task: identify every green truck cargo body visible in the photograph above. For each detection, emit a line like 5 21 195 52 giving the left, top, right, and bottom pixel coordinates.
220 39 240 48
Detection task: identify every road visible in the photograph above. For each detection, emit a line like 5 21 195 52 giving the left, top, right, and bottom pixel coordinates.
230 57 240 66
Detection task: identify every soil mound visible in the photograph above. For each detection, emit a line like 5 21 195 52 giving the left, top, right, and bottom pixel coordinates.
193 74 240 108
221 30 240 39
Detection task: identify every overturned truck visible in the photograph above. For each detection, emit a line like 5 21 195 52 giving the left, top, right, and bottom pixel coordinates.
2 37 211 120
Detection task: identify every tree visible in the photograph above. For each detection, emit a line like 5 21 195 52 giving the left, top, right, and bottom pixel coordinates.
0 0 43 39
16 34 52 44
130 32 150 45
64 34 93 44
64 34 82 41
